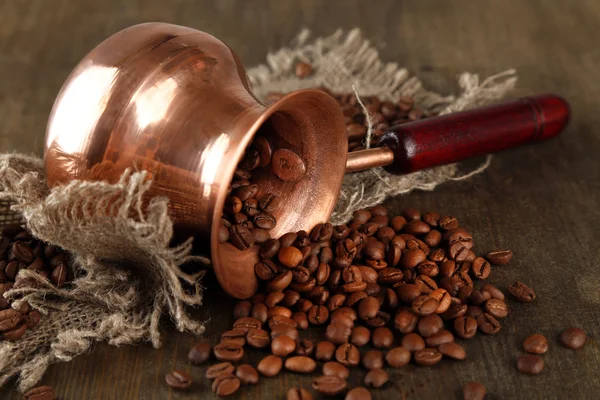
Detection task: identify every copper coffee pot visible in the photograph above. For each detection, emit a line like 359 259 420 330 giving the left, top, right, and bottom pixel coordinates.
44 23 569 299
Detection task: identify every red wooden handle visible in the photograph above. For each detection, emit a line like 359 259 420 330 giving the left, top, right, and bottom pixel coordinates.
378 94 570 174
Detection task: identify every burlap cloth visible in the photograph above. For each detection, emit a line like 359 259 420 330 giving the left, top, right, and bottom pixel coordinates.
0 29 516 391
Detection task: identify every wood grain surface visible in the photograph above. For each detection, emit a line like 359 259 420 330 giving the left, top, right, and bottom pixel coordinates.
1 0 599 399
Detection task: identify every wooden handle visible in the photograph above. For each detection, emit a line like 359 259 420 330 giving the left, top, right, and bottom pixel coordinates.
378 94 570 174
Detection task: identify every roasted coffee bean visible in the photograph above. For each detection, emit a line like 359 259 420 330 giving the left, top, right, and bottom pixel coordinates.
508 281 536 303
414 275 438 294
278 246 303 268
212 373 241 396
235 364 258 386
416 261 439 278
486 249 513 265
270 325 299 341
287 387 313 400
438 342 466 360
307 305 329 325
457 285 473 302
448 242 469 261
363 239 385 261
267 306 292 319
364 368 388 388
246 328 270 348
470 257 491 279
213 342 244 362
271 335 296 357
394 309 419 333
306 285 329 304
362 350 384 370
233 183 259 201
224 196 243 214
293 339 314 357
350 326 371 347
11 242 34 264
335 343 360 367
4 260 21 280
560 327 587 349
295 230 310 247
439 260 456 278
265 291 285 308
401 332 425 352
396 284 421 304
481 283 504 300
255 260 278 281
454 316 477 339
254 212 277 230
516 355 544 375
484 298 508 318
364 311 390 328
463 381 486 400
221 329 247 346
268 270 293 291
0 309 21 332
384 347 410 369
251 228 271 243
404 220 431 236
285 356 317 373
327 294 347 311
279 232 298 248
1 324 27 340
233 300 252 319
346 291 368 307
439 216 459 230
252 303 268 324
469 290 491 306
523 334 548 354
466 305 483 319
325 322 352 344
291 269 312 286
260 239 280 260
377 226 395 244
281 290 301 307
165 369 192 390
188 342 211 365
233 317 262 332
313 375 348 396
403 208 420 221
239 148 260 171
423 230 442 247
401 249 426 269
356 296 378 320
269 315 298 330
411 295 439 316
417 314 443 338
321 361 349 381
377 268 403 285
292 312 309 330
441 303 467 321
414 347 442 366
25 310 41 329
310 223 334 242
315 341 336 361
206 362 235 379
421 327 453 346
346 387 371 400
229 225 255 250
23 385 55 400
296 299 314 313
371 327 393 349
257 355 283 377
389 215 406 232
477 313 501 335
316 263 331 285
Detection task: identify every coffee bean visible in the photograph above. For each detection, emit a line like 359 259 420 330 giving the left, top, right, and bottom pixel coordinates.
426 330 454 347
454 316 477 339
285 356 317 373
313 340 335 361
0 309 22 332
165 369 192 390
355 296 378 321
396 284 421 304
371 327 393 349
465 305 483 319
439 216 459 230
441 303 467 321
486 250 513 265
1 324 27 340
327 294 347 311
560 327 587 349
212 373 241 396
481 283 504 300
463 381 486 400
508 281 536 303
390 216 407 232
411 295 439 316
239 148 260 171
224 196 243 215
346 326 369 347
417 314 443 338
246 328 270 348
402 208 420 221
206 362 235 379
213 342 244 362
484 299 508 319
321 361 349 380
325 322 352 344
313 375 348 396
404 220 431 236
271 148 306 182
362 350 384 370
516 354 544 375
386 346 411 368
254 260 278 281
279 232 298 248
257 355 283 377
235 364 258 385
278 246 303 268
308 305 329 325
522 334 548 354
229 225 254 250
188 342 211 365
414 347 442 366
267 306 292 319
233 317 262 332
251 303 268 324
346 387 371 400
476 313 501 335
11 242 34 264
287 387 313 400
221 329 247 346
401 332 425 352
233 300 252 320
394 309 419 333
400 249 426 269
268 270 293 291
335 343 360 367
292 312 309 330
469 290 491 306
23 386 55 400
364 368 388 388
25 310 41 329
437 342 466 360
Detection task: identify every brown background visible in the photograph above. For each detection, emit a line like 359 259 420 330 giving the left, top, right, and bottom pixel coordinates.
1 0 599 399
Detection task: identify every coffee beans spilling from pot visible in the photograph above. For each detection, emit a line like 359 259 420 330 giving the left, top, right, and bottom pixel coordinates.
0 223 71 342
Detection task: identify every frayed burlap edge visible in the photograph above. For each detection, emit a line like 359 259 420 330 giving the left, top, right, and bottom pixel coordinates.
0 154 209 391
246 29 517 224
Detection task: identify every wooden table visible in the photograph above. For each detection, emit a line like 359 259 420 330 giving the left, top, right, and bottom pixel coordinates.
1 0 599 399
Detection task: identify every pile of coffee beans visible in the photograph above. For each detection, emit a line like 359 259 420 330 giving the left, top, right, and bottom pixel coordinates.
219 136 281 250
0 224 71 342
